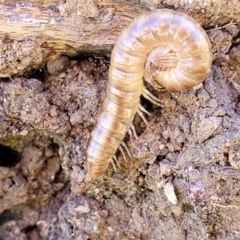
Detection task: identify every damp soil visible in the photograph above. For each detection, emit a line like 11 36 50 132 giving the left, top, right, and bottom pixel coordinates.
0 16 240 240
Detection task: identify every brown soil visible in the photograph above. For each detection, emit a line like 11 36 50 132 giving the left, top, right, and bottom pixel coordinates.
0 5 240 240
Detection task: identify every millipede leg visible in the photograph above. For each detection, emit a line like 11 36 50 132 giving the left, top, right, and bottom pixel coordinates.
137 104 151 127
113 155 121 168
119 145 127 161
143 72 165 92
138 103 152 116
128 128 133 140
128 123 138 139
137 109 150 127
142 86 163 106
110 159 117 173
120 141 133 158
143 71 152 85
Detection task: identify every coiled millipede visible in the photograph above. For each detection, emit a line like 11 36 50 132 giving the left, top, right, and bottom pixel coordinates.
86 9 213 179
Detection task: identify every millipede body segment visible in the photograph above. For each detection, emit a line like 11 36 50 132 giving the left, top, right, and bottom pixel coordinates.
86 9 213 179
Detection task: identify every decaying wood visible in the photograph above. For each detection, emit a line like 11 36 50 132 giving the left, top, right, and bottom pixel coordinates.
0 0 239 77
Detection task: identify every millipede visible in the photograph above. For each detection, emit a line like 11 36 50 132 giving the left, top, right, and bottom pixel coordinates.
86 9 213 179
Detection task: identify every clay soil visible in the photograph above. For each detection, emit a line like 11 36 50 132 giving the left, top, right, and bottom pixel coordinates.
0 4 240 240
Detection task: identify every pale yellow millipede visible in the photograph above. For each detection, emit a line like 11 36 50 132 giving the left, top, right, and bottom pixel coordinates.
86 9 213 179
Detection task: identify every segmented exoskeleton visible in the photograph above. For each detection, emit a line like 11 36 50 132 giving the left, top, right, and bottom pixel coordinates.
86 9 213 179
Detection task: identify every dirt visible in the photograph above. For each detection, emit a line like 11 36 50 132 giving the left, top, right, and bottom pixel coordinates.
0 5 240 240
0 39 53 78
